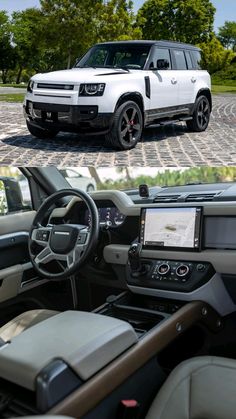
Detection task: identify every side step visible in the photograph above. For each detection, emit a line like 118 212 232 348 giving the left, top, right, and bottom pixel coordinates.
147 116 193 129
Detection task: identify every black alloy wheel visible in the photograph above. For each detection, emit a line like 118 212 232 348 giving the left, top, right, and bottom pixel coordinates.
105 101 143 150
186 95 211 132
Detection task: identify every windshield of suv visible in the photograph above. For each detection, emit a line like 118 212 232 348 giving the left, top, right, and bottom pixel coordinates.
76 44 151 70
58 167 236 190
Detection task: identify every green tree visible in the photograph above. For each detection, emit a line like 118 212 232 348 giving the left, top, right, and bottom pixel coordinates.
11 8 45 83
97 167 236 191
199 35 234 74
40 0 102 69
96 0 141 42
218 21 236 51
0 11 16 83
136 0 216 44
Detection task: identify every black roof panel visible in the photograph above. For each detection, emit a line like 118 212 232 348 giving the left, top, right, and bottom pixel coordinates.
96 40 200 51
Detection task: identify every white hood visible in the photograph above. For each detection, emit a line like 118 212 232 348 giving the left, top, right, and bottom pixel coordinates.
32 67 134 84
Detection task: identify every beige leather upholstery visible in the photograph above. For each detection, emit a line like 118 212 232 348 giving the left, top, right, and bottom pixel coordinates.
0 311 138 390
0 309 59 342
146 356 236 419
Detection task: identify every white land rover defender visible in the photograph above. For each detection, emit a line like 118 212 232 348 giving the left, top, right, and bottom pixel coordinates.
24 40 212 150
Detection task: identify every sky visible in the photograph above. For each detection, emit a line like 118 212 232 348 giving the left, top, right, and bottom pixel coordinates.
0 0 235 31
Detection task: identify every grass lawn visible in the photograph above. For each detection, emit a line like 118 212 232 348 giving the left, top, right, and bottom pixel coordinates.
0 83 27 88
212 84 236 94
0 93 25 103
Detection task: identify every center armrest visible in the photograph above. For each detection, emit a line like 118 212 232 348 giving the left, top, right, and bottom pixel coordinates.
0 311 138 390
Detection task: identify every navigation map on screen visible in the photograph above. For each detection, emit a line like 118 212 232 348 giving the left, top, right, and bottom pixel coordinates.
140 207 201 249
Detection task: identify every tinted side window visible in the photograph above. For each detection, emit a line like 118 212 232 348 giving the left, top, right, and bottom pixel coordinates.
172 50 187 70
185 51 193 69
151 48 171 69
191 51 202 70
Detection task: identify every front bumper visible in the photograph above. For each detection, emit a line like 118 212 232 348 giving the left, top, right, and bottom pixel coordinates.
23 101 113 135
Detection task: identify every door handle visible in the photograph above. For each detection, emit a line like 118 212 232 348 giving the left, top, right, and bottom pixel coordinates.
171 78 177 85
191 77 197 83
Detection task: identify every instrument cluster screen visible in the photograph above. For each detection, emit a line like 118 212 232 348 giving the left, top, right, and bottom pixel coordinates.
85 206 126 228
140 207 202 250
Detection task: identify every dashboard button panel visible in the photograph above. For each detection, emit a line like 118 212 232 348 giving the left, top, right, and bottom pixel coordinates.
126 259 214 293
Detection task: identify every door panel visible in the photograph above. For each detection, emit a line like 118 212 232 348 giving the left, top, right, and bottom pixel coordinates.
177 70 196 105
149 70 179 109
0 211 36 235
148 47 179 110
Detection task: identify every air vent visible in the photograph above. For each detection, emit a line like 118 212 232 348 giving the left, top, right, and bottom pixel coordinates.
153 194 181 203
185 193 218 202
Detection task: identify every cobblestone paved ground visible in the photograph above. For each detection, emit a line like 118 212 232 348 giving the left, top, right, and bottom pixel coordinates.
0 94 235 167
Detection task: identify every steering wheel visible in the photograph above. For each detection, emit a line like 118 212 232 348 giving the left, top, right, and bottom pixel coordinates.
28 189 99 280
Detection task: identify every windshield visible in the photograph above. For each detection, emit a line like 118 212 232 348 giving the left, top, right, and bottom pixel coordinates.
58 167 236 191
76 44 151 70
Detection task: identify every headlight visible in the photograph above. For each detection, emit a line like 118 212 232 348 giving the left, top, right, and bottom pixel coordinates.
27 79 34 93
79 83 105 96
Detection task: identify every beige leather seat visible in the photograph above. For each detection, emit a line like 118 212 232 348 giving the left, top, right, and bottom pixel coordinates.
0 309 59 342
146 356 236 419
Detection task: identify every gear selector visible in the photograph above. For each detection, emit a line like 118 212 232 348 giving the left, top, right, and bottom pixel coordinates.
128 243 149 277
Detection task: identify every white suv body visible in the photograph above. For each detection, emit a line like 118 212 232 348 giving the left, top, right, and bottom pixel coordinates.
24 40 212 150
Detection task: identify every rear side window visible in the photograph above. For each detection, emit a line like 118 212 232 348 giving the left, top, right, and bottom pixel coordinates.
191 51 202 70
172 50 187 70
185 51 193 69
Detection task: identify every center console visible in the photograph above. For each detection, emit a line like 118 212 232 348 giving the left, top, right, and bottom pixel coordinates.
126 253 215 293
125 205 215 293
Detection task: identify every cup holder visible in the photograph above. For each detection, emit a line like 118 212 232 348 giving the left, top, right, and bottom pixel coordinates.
100 305 165 337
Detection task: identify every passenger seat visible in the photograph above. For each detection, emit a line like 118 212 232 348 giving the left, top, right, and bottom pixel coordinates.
146 356 236 419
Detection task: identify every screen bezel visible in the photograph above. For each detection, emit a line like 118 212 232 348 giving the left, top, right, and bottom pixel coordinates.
139 206 203 252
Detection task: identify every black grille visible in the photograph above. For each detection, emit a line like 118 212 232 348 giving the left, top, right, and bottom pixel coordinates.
37 83 74 90
33 102 70 112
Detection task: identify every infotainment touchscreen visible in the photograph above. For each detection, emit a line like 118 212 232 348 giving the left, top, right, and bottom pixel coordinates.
140 207 202 250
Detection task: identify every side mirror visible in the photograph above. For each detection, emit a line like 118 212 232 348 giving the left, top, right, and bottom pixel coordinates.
0 181 8 215
0 177 30 214
156 59 170 70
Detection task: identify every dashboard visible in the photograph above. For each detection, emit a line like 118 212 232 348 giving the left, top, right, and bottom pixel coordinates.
50 188 236 316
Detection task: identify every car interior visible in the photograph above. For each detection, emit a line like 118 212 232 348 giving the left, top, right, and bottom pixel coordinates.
1 167 236 418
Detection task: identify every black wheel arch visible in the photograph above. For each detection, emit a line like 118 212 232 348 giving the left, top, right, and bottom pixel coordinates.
195 88 212 112
115 92 144 116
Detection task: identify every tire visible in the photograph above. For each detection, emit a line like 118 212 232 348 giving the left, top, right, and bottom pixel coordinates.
27 120 59 139
105 101 143 150
186 95 211 132
87 184 95 193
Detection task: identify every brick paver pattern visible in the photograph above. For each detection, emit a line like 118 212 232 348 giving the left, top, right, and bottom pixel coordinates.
0 95 235 166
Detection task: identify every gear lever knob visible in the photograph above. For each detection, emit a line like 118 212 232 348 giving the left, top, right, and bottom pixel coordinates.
128 242 142 272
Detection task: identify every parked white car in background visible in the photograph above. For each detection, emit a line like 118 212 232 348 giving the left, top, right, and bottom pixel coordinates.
24 40 212 150
60 168 96 192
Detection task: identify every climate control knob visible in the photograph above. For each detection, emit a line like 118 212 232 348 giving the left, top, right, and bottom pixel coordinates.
157 263 171 276
176 264 190 279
